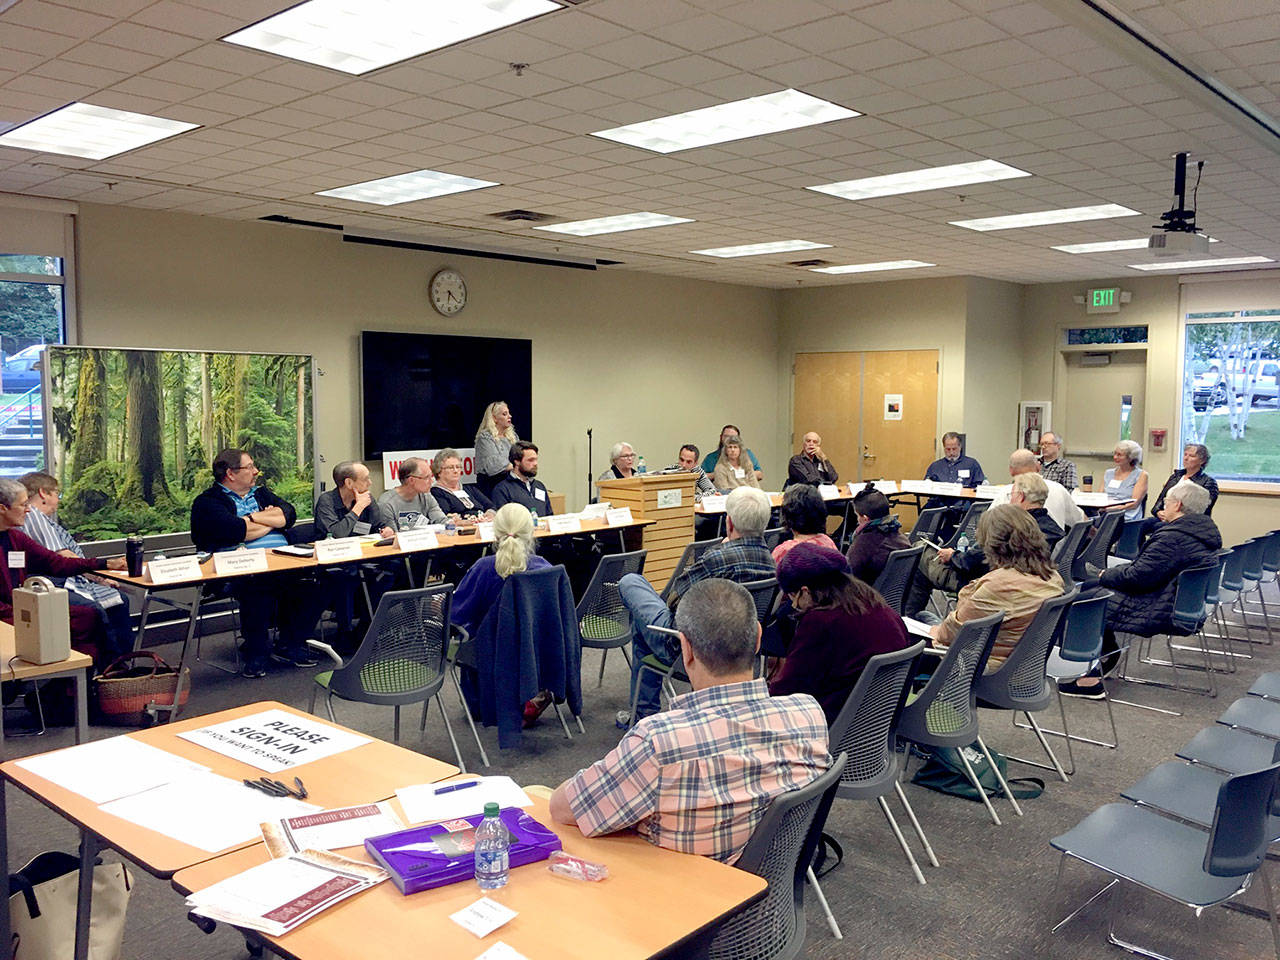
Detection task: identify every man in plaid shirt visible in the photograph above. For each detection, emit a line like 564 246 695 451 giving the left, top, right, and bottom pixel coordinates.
1038 432 1078 491
619 486 775 722
551 579 829 863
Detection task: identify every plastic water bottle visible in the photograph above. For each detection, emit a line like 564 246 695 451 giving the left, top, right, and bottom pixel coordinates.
474 803 509 890
637 455 647 474
529 507 538 529
957 534 970 553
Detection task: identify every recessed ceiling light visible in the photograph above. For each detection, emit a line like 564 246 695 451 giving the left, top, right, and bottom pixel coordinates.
591 89 859 154
317 169 499 204
691 240 832 258
1052 237 1217 253
0 102 198 160
533 212 693 236
810 260 935 274
808 159 1030 201
1127 256 1273 271
950 204 1140 231
223 0 560 75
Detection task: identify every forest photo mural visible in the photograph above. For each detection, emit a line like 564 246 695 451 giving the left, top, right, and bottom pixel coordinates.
46 346 315 539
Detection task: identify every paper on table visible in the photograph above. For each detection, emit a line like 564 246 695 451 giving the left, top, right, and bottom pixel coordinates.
177 707 371 773
14 737 211 805
451 897 518 938
99 770 318 853
397 776 532 824
261 801 404 858
477 943 530 960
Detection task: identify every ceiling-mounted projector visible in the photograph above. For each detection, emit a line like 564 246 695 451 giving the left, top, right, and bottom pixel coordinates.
1149 151 1209 257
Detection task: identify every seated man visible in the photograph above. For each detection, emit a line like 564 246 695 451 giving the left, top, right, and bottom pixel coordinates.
787 432 838 486
0 478 127 668
619 486 775 722
844 486 909 586
314 461 394 539
995 449 1085 531
1038 432 1078 491
377 457 446 530
550 578 830 864
666 443 716 498
491 441 553 517
926 431 985 487
701 424 763 481
20 471 133 661
190 448 322 677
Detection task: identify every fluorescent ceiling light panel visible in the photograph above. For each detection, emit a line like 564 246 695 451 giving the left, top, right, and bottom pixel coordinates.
591 89 859 154
811 260 935 274
223 0 560 75
1052 237 1219 253
691 240 832 258
808 159 1030 201
1127 256 1273 271
950 204 1140 231
534 212 693 236
0 102 198 160
317 168 499 204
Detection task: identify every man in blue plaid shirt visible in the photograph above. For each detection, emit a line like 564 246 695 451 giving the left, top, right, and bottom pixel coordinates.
620 486 775 722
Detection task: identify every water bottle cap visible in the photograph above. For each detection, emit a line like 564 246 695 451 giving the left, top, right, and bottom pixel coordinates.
484 802 500 817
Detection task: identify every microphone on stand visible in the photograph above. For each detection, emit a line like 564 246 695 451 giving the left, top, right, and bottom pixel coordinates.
586 427 593 505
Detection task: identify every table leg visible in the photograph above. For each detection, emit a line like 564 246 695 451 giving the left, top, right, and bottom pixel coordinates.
132 590 154 651
75 665 88 745
74 831 102 960
153 590 200 724
403 557 415 589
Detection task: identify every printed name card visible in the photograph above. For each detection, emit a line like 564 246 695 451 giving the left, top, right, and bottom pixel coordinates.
699 494 727 512
580 502 610 519
898 480 933 495
656 489 683 509
397 529 439 551
314 538 364 563
547 516 582 534
817 484 841 501
147 555 204 585
212 549 269 576
973 485 1005 500
476 522 495 543
933 482 964 495
605 507 634 526
858 479 898 494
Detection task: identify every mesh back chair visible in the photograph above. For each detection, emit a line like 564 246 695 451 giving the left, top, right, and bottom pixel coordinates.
1072 510 1124 581
1196 549 1238 672
1052 521 1093 590
909 508 947 545
944 501 990 549
308 584 471 772
1113 519 1145 562
874 546 925 616
974 588 1078 788
576 550 647 686
738 577 779 670
1240 536 1275 643
896 610 1008 826
1120 561 1218 698
1219 542 1254 645
1049 762 1280 960
762 527 788 553
691 753 848 960
660 538 723 604
631 624 689 720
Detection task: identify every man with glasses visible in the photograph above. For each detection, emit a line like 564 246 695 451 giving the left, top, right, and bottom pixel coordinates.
378 457 448 530
191 448 322 677
314 461 394 540
1038 432 1078 491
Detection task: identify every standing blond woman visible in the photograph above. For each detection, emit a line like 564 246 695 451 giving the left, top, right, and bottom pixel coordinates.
474 401 519 497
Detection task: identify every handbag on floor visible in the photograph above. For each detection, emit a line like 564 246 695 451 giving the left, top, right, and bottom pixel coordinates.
93 651 189 725
911 743 1044 802
8 851 132 960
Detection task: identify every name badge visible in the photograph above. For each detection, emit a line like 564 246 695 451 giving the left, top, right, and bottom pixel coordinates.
734 467 746 479
547 516 581 534
8 551 24 568
606 507 633 526
533 488 546 502
1108 479 1122 489
817 484 840 501
352 521 371 536
147 555 203 585
958 469 970 479
212 549 269 576
314 538 365 563
397 529 439 551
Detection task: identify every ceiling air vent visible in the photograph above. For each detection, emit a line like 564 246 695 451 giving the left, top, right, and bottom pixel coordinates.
789 259 831 267
490 209 554 222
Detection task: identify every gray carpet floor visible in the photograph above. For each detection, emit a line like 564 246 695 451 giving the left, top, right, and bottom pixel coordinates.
5 593 1280 960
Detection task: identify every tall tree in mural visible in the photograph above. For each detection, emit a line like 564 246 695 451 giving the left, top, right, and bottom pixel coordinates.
119 351 169 505
69 349 107 478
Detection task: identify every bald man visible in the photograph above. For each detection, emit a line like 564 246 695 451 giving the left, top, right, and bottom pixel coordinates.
788 432 838 486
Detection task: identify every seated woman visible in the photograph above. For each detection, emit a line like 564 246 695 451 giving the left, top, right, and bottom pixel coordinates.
930 504 1064 671
430 448 494 520
768 543 909 724
712 437 762 491
772 484 836 564
1060 478 1222 698
1102 439 1148 520
597 441 637 489
1150 442 1219 518
844 486 909 586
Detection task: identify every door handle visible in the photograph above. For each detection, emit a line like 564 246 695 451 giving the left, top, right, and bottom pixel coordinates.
862 445 876 460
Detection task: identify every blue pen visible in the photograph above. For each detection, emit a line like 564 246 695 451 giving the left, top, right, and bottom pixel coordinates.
435 780 481 796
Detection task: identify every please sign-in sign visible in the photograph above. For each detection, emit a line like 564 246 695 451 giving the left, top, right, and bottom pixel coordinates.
177 709 371 773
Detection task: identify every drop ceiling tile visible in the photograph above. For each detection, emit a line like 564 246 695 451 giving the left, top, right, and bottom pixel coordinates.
827 37 925 71
854 0 969 33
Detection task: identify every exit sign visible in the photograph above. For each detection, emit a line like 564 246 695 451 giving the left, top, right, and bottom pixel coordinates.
1086 287 1121 314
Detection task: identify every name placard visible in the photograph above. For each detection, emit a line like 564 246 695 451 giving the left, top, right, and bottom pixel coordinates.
580 502 610 519
477 522 495 543
898 480 933 495
605 507 634 526
817 484 841 501
656 489 683 509
699 494 727 512
973 485 1005 500
397 529 439 552
314 538 364 563
147 555 203 585
852 479 898 495
212 549 269 576
546 516 582 535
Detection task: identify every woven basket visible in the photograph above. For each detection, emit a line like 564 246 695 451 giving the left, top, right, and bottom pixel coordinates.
94 651 189 725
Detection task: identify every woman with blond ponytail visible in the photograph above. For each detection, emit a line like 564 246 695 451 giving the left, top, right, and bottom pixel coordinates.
452 503 550 636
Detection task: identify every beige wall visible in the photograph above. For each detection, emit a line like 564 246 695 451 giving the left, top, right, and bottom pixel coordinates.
73 204 781 510
963 278 1025 474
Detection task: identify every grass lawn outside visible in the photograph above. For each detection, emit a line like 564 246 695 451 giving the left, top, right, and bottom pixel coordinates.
1203 408 1280 480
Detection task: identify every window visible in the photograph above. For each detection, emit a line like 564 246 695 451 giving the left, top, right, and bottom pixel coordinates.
1180 310 1280 482
1065 325 1148 345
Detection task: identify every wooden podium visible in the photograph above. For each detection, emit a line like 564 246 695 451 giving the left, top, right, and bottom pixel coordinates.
596 473 696 591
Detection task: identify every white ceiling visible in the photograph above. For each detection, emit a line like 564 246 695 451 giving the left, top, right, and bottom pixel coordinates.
0 0 1277 288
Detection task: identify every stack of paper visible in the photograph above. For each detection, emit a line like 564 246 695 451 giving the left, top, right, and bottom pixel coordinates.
16 738 211 804
397 776 531 824
261 802 404 858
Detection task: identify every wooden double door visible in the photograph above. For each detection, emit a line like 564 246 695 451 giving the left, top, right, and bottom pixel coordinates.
792 350 939 486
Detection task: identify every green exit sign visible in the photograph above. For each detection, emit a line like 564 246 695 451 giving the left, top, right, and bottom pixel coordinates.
1086 287 1121 314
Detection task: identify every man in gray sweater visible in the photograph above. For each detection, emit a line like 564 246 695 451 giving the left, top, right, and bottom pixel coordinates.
313 461 394 539
376 457 447 530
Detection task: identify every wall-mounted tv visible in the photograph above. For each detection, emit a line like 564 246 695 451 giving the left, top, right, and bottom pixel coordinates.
360 331 532 460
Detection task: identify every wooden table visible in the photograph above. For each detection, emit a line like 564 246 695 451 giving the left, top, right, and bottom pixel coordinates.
0 700 459 960
0 620 93 747
172 795 767 960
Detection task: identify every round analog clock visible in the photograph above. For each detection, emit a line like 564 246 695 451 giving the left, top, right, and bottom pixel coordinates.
429 268 467 316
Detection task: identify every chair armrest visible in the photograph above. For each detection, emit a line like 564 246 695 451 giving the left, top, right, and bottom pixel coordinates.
306 638 343 667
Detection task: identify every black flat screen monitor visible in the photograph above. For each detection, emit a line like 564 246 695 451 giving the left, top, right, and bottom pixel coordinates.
361 331 531 460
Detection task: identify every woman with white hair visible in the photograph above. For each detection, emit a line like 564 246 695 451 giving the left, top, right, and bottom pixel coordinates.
451 503 550 637
597 441 638 488
1102 439 1148 520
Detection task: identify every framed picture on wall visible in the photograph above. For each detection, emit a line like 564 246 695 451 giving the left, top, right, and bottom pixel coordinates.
1018 401 1051 451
